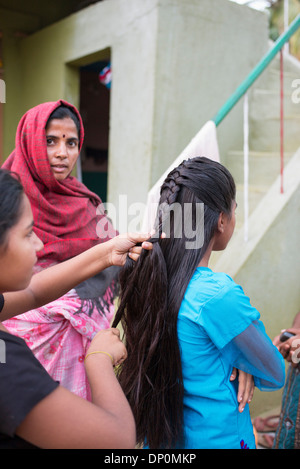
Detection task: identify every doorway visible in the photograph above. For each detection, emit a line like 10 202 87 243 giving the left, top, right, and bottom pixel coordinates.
79 59 111 202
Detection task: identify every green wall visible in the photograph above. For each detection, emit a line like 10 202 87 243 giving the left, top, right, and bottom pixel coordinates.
2 0 268 217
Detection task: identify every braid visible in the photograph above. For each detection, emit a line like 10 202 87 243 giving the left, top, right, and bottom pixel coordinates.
161 171 181 205
156 169 183 236
159 158 191 207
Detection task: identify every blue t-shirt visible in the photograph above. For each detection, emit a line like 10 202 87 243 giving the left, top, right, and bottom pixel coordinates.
177 267 285 449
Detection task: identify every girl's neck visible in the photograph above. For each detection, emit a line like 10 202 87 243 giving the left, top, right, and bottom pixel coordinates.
197 243 213 268
198 257 209 268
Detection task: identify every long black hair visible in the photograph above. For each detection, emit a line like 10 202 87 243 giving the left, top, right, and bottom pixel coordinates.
113 157 236 448
0 169 24 249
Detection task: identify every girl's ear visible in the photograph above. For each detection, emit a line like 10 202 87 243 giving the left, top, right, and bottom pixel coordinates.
217 212 226 234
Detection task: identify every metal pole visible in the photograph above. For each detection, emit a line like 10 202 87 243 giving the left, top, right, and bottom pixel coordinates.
213 14 300 126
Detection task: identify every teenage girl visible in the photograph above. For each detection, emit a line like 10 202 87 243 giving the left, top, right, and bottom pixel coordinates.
113 156 285 449
0 168 151 449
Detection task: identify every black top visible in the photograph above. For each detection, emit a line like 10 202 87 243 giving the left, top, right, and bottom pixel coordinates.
0 294 4 314
0 329 59 448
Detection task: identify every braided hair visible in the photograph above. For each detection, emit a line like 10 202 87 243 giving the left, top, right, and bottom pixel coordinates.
113 157 236 448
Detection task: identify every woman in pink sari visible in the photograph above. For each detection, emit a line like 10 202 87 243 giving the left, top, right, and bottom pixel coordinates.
2 100 118 400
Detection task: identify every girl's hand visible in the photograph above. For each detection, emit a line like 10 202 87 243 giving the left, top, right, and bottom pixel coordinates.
277 328 300 362
109 232 154 266
85 328 127 367
289 333 300 368
230 368 254 413
277 329 300 367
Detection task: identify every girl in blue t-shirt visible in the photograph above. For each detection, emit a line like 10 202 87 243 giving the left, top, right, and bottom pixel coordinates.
113 156 285 449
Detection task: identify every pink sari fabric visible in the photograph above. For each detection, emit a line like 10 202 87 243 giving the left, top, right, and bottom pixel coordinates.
4 289 114 401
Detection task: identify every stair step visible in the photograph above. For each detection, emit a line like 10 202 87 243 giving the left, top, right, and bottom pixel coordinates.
254 68 300 93
226 150 294 186
253 50 300 93
210 148 300 276
268 54 300 76
235 183 269 220
249 117 300 153
247 52 300 154
250 88 300 118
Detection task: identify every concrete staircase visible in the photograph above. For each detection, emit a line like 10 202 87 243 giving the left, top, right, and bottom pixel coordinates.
210 147 300 277
211 50 300 265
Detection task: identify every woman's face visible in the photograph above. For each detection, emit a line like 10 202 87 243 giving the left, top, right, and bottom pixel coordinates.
0 194 43 292
46 117 80 182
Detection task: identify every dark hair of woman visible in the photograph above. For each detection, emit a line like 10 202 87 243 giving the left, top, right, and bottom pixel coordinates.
0 170 24 249
46 104 81 137
113 156 236 448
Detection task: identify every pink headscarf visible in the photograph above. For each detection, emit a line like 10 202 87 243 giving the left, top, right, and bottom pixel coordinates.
2 99 117 268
